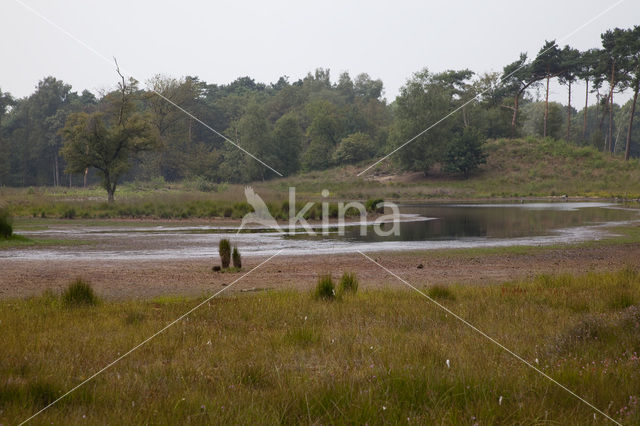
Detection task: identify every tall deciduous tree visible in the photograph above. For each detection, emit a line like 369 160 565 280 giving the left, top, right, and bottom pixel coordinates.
61 72 158 202
391 69 458 174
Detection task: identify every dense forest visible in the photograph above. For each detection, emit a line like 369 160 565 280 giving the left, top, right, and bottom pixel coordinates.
0 26 639 191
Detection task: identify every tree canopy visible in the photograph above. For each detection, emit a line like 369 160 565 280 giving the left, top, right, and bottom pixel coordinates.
1 25 639 192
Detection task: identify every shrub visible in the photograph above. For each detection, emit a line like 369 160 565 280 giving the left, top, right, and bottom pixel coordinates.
232 245 242 269
0 208 12 238
339 272 358 294
62 207 76 219
315 274 335 300
552 314 610 354
365 198 384 213
62 278 98 307
219 239 231 269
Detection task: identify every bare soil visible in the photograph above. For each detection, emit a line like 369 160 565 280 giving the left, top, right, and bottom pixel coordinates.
2 243 639 300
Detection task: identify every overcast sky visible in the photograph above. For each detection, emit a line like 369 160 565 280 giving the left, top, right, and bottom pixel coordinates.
2 0 638 107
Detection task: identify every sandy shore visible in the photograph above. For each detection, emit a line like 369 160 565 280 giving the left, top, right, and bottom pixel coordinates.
2 243 640 299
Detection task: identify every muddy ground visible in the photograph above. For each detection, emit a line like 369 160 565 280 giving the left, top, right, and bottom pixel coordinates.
2 243 639 299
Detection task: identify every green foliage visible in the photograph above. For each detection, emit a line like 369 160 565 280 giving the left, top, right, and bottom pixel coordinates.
0 208 12 238
391 69 458 174
365 198 384 213
62 278 98 307
61 207 76 219
443 127 487 178
332 132 374 164
219 239 231 269
338 272 358 294
314 274 335 300
60 77 158 202
232 245 242 269
3 28 640 191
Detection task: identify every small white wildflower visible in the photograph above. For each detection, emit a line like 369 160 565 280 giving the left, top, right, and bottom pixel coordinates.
382 406 387 411
535 358 539 364
207 340 212 345
446 359 450 369
370 346 374 350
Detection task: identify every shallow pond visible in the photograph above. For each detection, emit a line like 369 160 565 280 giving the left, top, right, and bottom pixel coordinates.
4 202 639 260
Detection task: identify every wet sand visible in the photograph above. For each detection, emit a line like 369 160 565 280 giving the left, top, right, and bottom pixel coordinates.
2 243 640 300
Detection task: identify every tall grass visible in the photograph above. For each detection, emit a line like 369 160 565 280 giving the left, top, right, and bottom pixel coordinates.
1 269 640 424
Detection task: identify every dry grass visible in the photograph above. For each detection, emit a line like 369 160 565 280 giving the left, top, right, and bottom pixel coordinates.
1 268 640 424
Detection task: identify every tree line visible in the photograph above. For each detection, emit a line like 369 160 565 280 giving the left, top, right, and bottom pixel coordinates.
0 26 638 196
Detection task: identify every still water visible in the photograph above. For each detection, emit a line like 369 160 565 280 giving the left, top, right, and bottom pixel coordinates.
3 202 638 260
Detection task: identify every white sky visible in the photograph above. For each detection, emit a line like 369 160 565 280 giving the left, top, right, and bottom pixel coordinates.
2 0 638 108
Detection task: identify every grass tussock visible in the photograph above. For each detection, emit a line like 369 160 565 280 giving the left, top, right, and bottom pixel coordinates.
2 269 640 424
218 238 231 269
61 278 98 307
427 285 456 301
338 271 359 294
232 245 242 269
314 274 335 300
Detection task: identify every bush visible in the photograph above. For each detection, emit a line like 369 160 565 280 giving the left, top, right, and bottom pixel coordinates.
443 127 487 178
219 239 231 269
365 198 384 213
315 274 335 300
62 207 76 219
0 208 12 238
62 278 98 307
338 272 358 294
232 245 242 269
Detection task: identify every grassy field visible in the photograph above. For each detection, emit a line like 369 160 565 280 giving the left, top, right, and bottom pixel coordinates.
2 137 640 220
2 269 640 425
271 137 640 200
